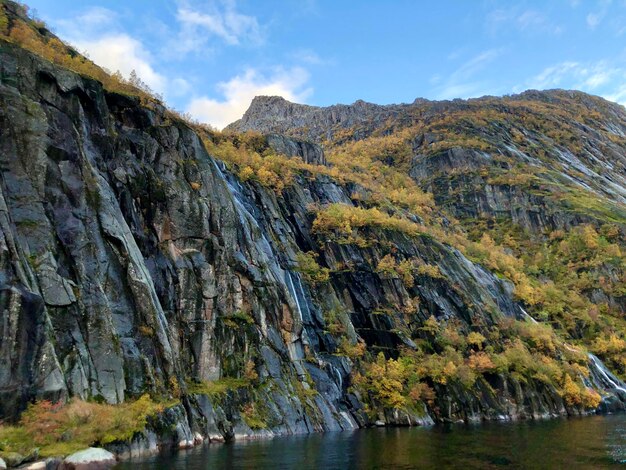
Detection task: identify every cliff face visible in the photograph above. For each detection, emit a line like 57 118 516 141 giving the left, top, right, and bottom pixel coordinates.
0 40 528 426
0 39 364 435
1 1 626 455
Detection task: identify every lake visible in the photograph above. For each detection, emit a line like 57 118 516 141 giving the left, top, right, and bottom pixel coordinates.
116 414 626 469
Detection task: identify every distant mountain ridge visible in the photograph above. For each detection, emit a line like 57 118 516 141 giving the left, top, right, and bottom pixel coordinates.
229 91 626 207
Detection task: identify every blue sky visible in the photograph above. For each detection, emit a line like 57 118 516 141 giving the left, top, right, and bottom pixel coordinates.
25 0 626 128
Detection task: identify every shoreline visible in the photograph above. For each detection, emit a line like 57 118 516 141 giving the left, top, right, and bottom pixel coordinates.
110 412 626 469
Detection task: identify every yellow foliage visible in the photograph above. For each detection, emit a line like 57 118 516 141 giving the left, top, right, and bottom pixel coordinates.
0 395 167 458
376 254 398 276
203 134 299 192
239 166 255 181
312 203 423 239
4 17 161 104
592 335 626 355
0 7 8 36
244 359 259 382
421 315 439 334
376 255 415 288
355 353 406 409
467 352 495 372
295 251 330 285
138 325 154 337
408 382 436 403
467 332 486 349
188 377 249 397
338 338 367 359
397 259 415 287
416 264 443 279
560 374 601 409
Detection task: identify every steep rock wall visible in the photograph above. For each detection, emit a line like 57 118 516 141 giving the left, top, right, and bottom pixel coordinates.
0 41 624 450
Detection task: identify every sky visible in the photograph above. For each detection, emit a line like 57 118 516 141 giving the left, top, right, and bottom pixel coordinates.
24 0 626 129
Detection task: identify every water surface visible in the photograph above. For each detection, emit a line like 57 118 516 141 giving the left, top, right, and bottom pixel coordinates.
116 414 626 469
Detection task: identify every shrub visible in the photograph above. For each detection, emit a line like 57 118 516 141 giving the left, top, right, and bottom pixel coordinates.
560 374 601 409
0 395 167 458
221 310 254 329
240 402 268 430
244 360 259 382
416 264 443 279
467 352 495 373
323 307 346 336
337 338 366 359
138 325 154 337
376 254 398 277
295 251 330 285
467 332 486 349
312 203 422 239
354 353 406 409
188 377 250 397
0 8 8 36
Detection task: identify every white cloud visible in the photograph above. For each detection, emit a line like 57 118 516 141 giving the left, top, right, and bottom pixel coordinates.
586 0 613 30
526 60 621 91
584 70 612 88
527 61 581 89
174 0 262 54
55 6 117 36
450 49 502 81
524 59 626 106
53 7 187 99
170 78 192 98
605 85 626 105
587 12 603 29
433 49 504 99
75 34 167 94
186 67 312 129
518 11 548 30
486 7 563 35
292 49 325 65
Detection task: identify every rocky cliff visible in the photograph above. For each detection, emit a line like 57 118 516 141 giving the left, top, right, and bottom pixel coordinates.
0 0 625 461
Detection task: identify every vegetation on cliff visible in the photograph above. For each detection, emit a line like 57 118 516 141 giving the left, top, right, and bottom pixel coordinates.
0 395 167 459
192 84 625 419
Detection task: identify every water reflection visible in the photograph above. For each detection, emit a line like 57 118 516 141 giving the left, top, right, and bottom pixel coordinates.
116 414 626 469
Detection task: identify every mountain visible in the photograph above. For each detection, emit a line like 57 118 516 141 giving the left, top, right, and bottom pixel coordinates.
0 0 625 463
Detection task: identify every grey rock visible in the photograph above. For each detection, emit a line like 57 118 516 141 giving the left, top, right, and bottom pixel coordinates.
20 461 46 470
45 458 63 470
60 448 115 470
266 134 326 165
227 95 418 142
0 453 23 468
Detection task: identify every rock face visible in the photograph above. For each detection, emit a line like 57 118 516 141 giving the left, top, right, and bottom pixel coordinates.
227 95 417 141
266 134 326 165
1 5 625 455
0 39 365 434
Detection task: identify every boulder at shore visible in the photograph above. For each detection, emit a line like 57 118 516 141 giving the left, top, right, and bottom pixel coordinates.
60 448 116 470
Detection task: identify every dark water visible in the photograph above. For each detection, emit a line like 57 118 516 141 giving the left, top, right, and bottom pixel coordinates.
116 414 626 469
